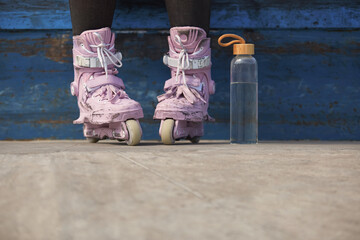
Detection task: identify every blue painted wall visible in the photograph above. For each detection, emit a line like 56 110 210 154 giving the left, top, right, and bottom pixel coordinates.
0 0 359 140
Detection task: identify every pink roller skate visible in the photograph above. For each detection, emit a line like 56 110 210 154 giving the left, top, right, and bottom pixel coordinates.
70 27 143 145
154 27 215 144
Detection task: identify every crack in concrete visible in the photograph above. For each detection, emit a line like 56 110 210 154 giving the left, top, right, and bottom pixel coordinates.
116 152 205 200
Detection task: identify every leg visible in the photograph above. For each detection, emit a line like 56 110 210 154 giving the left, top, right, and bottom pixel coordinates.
154 0 215 144
69 0 143 145
165 0 211 34
69 0 116 35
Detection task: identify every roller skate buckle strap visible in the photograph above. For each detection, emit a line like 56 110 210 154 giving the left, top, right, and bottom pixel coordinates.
75 52 122 68
85 75 125 92
70 75 125 96
163 54 211 70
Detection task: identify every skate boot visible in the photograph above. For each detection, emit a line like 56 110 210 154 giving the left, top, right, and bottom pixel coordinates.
70 27 143 145
154 27 215 144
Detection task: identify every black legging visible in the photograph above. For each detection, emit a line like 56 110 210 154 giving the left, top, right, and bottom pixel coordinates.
69 0 211 35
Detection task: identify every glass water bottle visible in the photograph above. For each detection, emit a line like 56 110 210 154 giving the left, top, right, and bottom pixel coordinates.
218 34 258 144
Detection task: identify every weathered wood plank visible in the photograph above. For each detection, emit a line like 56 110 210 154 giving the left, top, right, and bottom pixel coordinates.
0 0 359 29
0 30 359 140
3 0 360 12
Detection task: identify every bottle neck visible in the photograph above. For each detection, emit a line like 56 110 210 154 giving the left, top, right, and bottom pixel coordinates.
235 54 252 57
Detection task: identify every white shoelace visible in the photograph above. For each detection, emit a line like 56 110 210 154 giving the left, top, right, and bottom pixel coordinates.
174 35 190 88
88 32 123 78
171 35 206 104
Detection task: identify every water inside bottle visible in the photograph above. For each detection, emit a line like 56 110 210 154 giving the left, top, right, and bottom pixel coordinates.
230 82 258 143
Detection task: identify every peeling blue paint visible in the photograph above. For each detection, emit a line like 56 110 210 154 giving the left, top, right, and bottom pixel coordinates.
0 29 359 140
0 0 360 140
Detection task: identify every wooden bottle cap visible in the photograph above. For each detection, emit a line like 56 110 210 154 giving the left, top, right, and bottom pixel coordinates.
233 43 254 55
218 34 255 55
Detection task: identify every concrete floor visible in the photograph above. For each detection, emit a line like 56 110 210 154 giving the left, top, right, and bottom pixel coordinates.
0 140 359 240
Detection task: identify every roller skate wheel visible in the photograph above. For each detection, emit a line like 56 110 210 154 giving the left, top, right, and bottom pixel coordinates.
87 137 99 143
190 136 201 144
161 119 175 145
125 119 141 146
